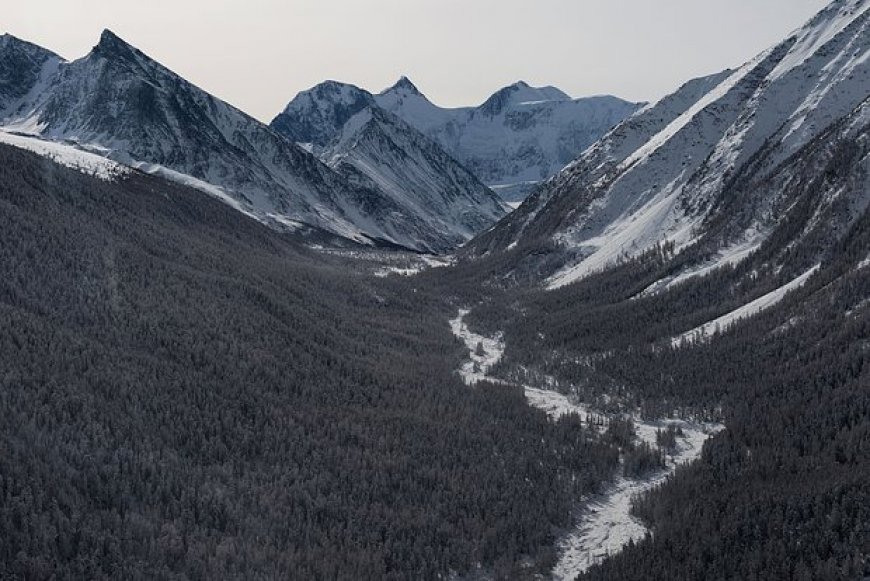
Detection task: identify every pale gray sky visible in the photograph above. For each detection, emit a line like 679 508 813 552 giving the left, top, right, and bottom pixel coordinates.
5 0 830 122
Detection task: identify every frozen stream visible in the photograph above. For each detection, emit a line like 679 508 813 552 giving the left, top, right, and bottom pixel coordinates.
449 310 722 579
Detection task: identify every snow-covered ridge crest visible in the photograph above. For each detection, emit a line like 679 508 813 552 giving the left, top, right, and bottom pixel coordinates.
471 0 869 290
275 76 640 204
319 106 508 251
672 264 820 347
375 78 644 202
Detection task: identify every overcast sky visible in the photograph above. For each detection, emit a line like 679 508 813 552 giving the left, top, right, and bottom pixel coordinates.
5 0 830 122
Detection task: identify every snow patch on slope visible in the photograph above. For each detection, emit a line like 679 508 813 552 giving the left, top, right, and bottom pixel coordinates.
497 1 868 288
0 130 129 181
639 230 766 297
128 161 264 221
377 79 641 202
620 55 765 171
673 264 820 347
769 0 869 81
547 175 706 289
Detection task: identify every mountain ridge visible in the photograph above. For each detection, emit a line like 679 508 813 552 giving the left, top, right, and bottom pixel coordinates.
0 29 507 253
462 0 869 289
276 77 643 202
321 105 507 250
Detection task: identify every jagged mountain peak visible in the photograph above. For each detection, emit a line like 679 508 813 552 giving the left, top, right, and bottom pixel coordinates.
0 32 60 59
84 29 185 87
371 76 641 202
272 95 509 252
1 33 26 47
98 28 124 45
0 33 64 115
0 30 508 254
503 80 571 102
282 80 374 112
94 29 139 59
382 76 423 96
272 81 375 147
309 80 369 99
0 30 428 250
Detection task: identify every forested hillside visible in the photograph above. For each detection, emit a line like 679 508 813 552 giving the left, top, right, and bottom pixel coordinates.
1 0 867 576
579 224 870 580
435 186 870 579
0 145 621 580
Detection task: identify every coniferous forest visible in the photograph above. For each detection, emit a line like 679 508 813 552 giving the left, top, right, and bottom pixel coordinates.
0 146 623 579
1 0 869 578
1 41 869 581
428 146 870 579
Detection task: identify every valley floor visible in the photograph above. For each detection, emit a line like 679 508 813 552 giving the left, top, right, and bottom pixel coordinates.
449 310 722 579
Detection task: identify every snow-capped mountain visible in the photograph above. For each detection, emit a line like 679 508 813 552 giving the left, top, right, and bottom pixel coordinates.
0 31 505 252
375 78 644 202
0 35 64 119
465 0 870 289
272 80 508 251
270 80 376 152
276 76 642 203
321 106 507 251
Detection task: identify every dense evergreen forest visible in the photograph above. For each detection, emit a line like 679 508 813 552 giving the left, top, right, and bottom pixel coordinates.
434 178 870 579
1 136 868 581
0 145 624 579
572 212 870 580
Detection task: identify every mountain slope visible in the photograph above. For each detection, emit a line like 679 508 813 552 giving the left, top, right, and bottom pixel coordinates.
270 80 376 151
0 141 622 579
0 31 505 252
0 31 389 243
375 79 644 202
464 70 734 257
464 0 870 288
271 81 508 251
322 106 507 251
0 34 64 123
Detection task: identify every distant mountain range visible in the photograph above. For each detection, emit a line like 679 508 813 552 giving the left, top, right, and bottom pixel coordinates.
0 31 506 253
274 77 643 203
